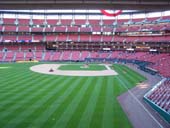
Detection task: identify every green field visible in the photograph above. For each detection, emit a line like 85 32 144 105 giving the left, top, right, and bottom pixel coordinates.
58 64 106 71
0 63 146 128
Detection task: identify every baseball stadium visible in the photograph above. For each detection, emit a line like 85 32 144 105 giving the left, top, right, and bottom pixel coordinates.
0 1 170 128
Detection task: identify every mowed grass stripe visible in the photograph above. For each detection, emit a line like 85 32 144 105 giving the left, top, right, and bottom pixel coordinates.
0 64 36 95
0 63 146 128
120 65 145 80
113 76 126 96
0 74 47 111
78 77 103 128
102 76 115 128
113 65 137 86
58 64 106 71
0 70 35 91
0 63 36 84
0 70 29 85
0 64 26 76
113 65 141 89
116 64 146 83
5 76 76 128
0 70 41 96
111 65 142 128
65 77 97 128
0 74 50 108
40 77 86 128
114 65 143 128
110 64 144 128
114 65 145 90
112 77 133 128
16 76 77 128
28 77 82 128
89 77 108 128
0 75 49 96
53 77 94 128
0 75 63 126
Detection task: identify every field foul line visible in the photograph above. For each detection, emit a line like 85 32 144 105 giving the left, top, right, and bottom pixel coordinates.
117 77 164 128
104 65 112 70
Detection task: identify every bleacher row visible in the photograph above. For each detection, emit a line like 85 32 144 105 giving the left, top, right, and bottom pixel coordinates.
0 23 170 32
146 79 170 114
1 16 170 26
2 17 170 26
0 16 170 45
0 45 170 77
0 16 170 33
1 34 170 43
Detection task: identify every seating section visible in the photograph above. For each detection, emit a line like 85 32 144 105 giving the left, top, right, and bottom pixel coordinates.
150 55 170 77
45 27 53 32
0 51 4 61
20 45 34 51
35 45 44 51
34 35 43 41
5 45 19 51
51 51 61 61
68 34 78 42
102 35 113 42
25 52 34 61
5 51 15 62
15 52 24 61
0 44 170 77
90 51 100 58
35 51 43 61
0 16 170 77
71 51 80 61
18 35 32 41
44 51 52 61
91 35 101 42
4 26 16 32
57 34 67 42
18 26 29 32
100 52 110 58
80 51 89 60
31 27 43 32
0 16 170 125
146 79 170 113
46 35 57 41
61 51 71 60
111 52 170 77
80 35 90 42
3 35 16 41
67 26 79 32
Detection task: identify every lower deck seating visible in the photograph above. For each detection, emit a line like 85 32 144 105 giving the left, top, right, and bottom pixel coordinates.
71 51 81 61
25 52 34 61
0 44 170 77
0 51 4 61
146 79 170 113
15 52 24 61
5 51 15 62
35 52 43 61
43 51 52 61
51 51 62 61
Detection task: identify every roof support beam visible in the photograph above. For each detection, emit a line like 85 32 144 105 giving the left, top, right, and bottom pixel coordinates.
0 0 169 10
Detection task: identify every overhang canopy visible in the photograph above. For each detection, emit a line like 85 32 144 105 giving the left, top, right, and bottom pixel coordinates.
0 0 169 10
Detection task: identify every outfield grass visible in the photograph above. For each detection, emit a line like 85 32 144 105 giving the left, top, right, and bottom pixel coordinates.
58 64 106 71
0 63 146 128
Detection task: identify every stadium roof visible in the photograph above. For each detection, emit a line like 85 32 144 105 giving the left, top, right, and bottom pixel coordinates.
0 10 153 15
0 0 170 10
